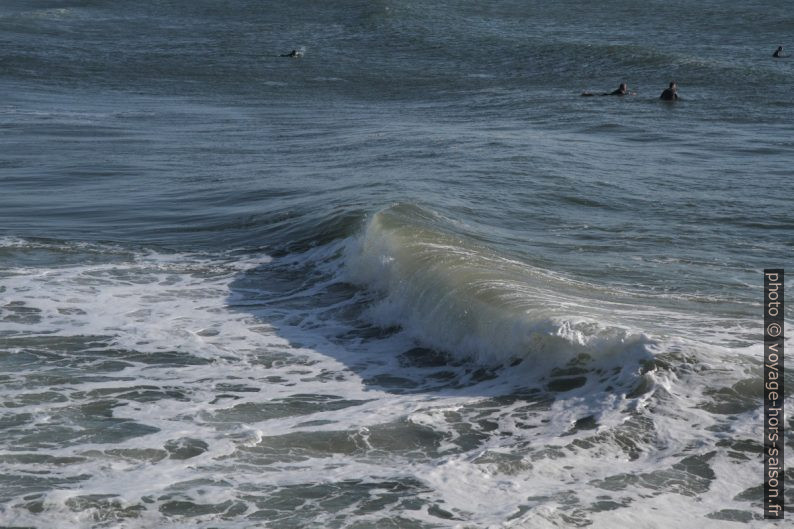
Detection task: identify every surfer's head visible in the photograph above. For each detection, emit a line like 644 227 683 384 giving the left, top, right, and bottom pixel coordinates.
669 81 677 90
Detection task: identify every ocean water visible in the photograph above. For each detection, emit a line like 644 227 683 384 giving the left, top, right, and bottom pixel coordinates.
1 1 793 528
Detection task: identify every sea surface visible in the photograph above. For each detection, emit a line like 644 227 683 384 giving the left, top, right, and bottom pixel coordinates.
1 1 793 528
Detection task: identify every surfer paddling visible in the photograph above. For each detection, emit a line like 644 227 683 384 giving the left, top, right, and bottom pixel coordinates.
581 82 636 97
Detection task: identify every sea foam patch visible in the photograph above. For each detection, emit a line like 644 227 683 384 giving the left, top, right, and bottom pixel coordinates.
0 237 788 528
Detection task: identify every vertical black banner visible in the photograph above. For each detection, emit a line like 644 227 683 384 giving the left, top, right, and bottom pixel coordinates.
764 269 784 519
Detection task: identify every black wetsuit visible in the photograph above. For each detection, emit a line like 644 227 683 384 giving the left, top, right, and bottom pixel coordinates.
659 88 678 101
581 87 626 97
773 49 783 58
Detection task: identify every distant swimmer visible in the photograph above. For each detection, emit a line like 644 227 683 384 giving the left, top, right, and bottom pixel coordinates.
581 82 636 97
280 49 302 58
659 81 678 101
773 46 787 58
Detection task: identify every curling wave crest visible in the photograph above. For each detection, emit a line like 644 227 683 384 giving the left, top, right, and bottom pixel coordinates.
345 204 655 368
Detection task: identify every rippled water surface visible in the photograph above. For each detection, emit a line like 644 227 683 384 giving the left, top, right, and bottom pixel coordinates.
1 1 793 527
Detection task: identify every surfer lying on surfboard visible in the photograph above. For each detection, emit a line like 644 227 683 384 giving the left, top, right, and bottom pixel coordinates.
280 49 303 58
581 82 636 97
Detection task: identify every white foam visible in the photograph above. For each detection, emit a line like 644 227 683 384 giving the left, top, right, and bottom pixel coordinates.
0 237 789 528
344 206 659 368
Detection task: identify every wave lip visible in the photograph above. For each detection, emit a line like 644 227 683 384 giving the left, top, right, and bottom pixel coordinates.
346 204 654 367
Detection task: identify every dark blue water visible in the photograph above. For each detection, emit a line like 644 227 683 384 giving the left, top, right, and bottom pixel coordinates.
1 1 792 527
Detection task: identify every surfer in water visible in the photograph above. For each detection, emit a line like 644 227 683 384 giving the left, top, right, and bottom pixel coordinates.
280 49 302 58
773 46 786 58
581 82 635 97
659 81 678 101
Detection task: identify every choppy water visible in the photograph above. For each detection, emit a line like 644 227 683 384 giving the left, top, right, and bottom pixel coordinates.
1 1 793 528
